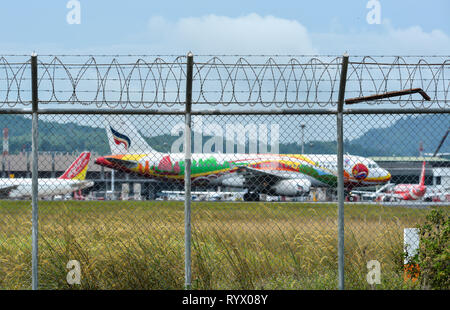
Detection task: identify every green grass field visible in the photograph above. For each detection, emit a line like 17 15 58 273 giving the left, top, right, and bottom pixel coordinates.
0 200 448 290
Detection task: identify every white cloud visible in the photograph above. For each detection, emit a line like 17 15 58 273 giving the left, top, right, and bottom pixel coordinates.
145 13 317 54
4 13 447 57
2 13 447 60
140 14 450 56
312 19 450 55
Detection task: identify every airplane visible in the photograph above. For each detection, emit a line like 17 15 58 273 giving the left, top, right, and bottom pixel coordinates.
352 128 450 202
353 161 450 202
94 116 392 201
0 152 94 199
352 161 429 202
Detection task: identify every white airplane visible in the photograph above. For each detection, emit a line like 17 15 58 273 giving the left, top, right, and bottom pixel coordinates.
94 116 392 201
0 152 94 199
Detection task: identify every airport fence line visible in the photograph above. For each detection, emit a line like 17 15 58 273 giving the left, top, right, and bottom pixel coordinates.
0 54 449 290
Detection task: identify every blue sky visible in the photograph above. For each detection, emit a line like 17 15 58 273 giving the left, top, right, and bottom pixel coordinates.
0 0 449 55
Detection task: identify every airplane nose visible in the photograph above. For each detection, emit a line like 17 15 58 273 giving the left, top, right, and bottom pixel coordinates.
384 170 392 182
370 168 391 183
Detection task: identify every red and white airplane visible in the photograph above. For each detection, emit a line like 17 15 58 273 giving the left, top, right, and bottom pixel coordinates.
383 161 427 201
353 161 432 201
355 129 450 202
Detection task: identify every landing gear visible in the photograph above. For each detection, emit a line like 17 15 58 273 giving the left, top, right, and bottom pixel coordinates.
344 189 358 202
345 193 360 202
243 192 260 202
381 196 392 202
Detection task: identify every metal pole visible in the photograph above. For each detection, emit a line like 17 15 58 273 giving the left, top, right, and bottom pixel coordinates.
111 169 115 199
31 53 39 290
337 53 349 290
300 124 305 154
184 52 193 290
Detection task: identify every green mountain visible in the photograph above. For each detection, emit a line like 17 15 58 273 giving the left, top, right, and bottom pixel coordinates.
351 114 449 156
0 114 448 157
0 115 109 154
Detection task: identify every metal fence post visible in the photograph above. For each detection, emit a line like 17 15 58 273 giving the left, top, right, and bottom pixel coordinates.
337 53 349 290
184 52 194 290
31 52 39 290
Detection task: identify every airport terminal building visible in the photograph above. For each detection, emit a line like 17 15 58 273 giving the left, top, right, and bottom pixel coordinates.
370 156 450 188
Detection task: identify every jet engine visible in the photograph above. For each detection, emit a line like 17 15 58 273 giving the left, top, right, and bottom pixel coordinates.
270 179 311 196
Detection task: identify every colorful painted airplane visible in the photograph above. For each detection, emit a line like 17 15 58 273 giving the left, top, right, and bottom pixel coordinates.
95 116 391 201
0 152 94 199
352 161 438 202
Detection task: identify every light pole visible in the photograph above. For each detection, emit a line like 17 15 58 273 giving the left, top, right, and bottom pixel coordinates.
300 123 306 154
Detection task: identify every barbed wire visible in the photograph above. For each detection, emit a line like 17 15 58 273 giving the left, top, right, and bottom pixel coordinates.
0 55 448 108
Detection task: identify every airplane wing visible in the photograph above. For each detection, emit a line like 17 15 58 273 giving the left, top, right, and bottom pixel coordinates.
350 190 378 197
237 165 288 180
235 165 287 192
351 190 403 200
233 165 312 196
351 183 395 198
374 192 403 199
0 185 19 199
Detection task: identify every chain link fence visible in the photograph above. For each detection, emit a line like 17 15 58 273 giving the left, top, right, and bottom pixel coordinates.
0 54 449 289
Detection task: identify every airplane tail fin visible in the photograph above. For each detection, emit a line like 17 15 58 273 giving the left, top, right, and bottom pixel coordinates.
59 152 91 180
104 115 158 155
419 161 426 187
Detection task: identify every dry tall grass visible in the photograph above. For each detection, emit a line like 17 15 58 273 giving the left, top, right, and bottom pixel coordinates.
0 200 447 289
